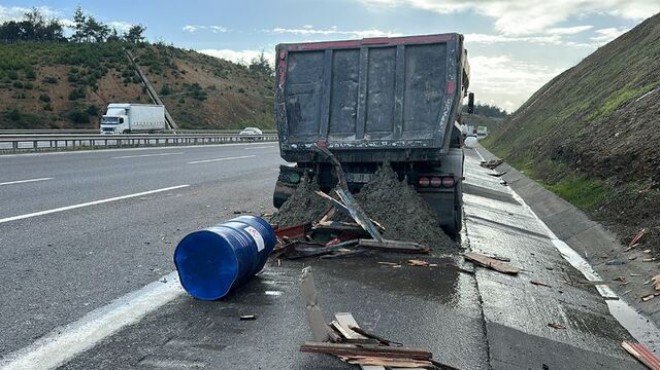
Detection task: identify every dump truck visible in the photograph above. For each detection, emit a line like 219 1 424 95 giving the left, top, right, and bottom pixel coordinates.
273 33 472 237
100 103 167 134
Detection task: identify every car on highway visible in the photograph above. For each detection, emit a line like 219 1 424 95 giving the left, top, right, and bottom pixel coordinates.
239 127 263 136
239 127 263 141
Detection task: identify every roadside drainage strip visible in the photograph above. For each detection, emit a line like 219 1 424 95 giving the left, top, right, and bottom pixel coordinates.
474 148 660 353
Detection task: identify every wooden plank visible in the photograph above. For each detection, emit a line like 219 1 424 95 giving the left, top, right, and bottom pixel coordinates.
341 356 432 368
300 267 340 342
333 313 367 340
464 252 519 275
652 274 660 291
300 342 432 361
622 341 660 369
359 239 431 254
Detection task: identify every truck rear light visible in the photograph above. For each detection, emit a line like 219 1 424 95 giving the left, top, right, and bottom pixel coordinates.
418 177 430 187
430 177 442 187
441 176 456 188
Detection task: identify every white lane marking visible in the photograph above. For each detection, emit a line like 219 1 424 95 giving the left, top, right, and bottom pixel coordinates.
0 177 53 186
244 146 275 150
0 185 189 225
112 152 183 159
187 155 256 164
0 272 184 370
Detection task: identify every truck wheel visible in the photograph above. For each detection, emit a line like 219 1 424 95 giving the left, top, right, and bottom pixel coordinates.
443 184 463 240
453 183 464 238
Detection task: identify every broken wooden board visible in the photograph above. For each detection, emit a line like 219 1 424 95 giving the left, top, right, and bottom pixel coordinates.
300 342 432 361
300 267 340 342
652 274 660 291
314 191 385 242
311 145 385 243
349 326 403 348
340 356 433 368
359 239 431 254
530 280 552 288
333 313 366 339
622 341 660 369
464 252 519 275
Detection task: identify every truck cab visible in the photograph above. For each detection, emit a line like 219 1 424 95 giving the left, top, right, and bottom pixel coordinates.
100 105 130 134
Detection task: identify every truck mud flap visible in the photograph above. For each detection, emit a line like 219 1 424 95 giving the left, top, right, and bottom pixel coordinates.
273 165 307 208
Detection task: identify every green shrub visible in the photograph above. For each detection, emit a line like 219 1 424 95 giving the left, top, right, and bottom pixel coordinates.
69 110 90 124
39 94 51 102
12 81 23 89
160 83 171 95
24 82 34 90
86 105 100 116
43 103 53 111
26 69 37 80
5 109 21 122
43 76 58 84
68 88 86 101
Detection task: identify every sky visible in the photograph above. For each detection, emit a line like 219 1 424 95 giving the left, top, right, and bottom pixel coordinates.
1 1 658 112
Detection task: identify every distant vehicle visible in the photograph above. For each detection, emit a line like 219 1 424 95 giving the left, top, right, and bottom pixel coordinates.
239 127 263 136
477 126 488 138
100 104 167 134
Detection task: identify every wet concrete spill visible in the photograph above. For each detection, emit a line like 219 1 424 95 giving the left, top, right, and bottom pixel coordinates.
302 256 473 309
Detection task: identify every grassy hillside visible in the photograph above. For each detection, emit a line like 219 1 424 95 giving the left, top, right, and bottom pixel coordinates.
483 13 660 250
0 42 274 130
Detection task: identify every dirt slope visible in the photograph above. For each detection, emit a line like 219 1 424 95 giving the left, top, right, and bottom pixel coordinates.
0 42 274 130
483 13 660 255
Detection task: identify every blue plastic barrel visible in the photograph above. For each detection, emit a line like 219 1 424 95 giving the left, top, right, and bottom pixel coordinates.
174 215 276 300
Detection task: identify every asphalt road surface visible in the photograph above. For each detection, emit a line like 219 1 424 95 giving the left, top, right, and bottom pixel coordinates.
0 144 654 369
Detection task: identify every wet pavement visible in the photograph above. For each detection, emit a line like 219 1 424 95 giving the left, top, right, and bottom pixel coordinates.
54 148 648 369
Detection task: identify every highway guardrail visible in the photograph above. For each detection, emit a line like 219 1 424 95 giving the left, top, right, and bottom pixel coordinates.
0 133 279 154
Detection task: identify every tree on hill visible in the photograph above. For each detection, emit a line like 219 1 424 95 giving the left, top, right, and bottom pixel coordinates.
249 51 274 78
124 25 147 44
0 7 65 42
0 6 146 44
462 102 508 118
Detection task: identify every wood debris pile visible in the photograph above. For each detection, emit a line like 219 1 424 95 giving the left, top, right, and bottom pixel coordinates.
300 267 457 369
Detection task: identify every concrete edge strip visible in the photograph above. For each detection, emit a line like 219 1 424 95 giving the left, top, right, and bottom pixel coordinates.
0 272 184 370
473 146 660 352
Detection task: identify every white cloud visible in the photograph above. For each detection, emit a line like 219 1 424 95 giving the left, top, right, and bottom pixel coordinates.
546 25 593 35
0 5 61 22
199 49 275 65
108 21 133 34
358 0 659 35
590 27 630 43
271 26 403 38
182 25 228 33
465 33 563 45
468 55 567 111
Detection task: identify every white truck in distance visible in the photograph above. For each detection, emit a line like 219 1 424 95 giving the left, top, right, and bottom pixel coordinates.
100 104 167 134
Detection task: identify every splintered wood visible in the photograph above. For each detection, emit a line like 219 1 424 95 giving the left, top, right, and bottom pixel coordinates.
464 252 519 275
299 268 455 370
622 341 660 369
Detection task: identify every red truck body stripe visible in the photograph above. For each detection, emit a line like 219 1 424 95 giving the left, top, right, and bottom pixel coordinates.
282 34 455 51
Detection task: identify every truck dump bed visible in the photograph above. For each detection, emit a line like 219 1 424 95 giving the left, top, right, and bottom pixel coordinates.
275 33 468 163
